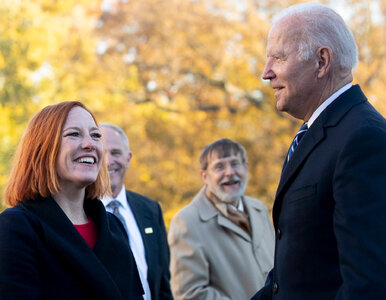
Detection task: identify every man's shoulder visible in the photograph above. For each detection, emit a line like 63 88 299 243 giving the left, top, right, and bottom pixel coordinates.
126 190 160 208
170 197 204 230
173 200 198 219
324 85 385 128
168 199 206 242
244 195 269 212
323 94 386 146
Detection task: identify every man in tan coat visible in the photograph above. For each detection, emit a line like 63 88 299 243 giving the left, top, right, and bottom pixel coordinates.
168 138 274 300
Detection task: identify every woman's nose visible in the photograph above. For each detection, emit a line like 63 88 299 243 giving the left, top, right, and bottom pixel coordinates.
82 135 97 151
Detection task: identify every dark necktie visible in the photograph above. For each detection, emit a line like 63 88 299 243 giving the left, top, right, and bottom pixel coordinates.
226 204 252 236
107 200 128 234
284 123 308 167
208 194 252 236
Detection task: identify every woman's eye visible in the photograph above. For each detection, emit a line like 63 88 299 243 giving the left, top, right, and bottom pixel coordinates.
67 132 79 137
92 132 101 139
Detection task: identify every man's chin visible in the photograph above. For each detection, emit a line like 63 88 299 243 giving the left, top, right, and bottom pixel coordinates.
110 181 122 196
216 192 241 204
276 100 286 112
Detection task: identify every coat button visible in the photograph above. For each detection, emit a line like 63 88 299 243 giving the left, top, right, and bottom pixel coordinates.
273 282 279 294
276 228 281 240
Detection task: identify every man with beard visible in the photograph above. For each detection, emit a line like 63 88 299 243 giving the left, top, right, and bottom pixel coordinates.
168 138 274 300
100 123 172 300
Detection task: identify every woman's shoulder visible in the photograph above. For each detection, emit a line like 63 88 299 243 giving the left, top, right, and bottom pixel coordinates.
0 205 42 249
0 205 35 223
0 204 41 229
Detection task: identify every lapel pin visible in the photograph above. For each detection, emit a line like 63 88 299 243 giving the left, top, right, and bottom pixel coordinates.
145 227 153 234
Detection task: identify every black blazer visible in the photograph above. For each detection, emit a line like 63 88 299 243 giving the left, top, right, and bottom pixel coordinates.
126 190 172 300
252 85 386 299
0 195 144 300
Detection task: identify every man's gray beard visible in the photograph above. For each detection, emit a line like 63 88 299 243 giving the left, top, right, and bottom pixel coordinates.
209 178 248 204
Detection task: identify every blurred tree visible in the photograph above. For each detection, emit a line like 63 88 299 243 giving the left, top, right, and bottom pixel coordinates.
91 0 293 215
0 0 101 209
0 1 39 207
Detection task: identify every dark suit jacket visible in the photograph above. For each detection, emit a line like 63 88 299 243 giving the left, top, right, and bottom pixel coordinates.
126 190 172 300
252 85 386 300
0 195 144 300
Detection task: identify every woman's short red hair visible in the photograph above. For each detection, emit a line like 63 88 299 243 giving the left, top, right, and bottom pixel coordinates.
3 101 110 207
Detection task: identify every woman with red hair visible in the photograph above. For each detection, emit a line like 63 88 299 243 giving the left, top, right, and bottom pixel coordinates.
0 101 143 299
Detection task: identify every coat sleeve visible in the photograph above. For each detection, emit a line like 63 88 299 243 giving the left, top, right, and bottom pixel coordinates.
333 124 386 299
0 208 42 299
168 212 231 300
155 202 173 300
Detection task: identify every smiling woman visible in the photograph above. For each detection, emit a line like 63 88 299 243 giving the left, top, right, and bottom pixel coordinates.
0 101 144 300
55 106 104 198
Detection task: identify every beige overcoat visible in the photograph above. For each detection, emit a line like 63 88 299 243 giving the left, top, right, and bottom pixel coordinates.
168 187 274 300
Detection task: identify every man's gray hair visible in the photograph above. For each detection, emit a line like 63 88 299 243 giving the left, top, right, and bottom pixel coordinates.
99 122 130 152
273 2 358 71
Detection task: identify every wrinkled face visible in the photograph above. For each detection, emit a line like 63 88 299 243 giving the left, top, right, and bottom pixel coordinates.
56 106 103 190
201 151 248 204
101 126 131 198
262 18 318 120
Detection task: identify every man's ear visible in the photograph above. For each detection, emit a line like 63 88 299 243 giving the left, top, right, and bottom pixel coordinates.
200 170 208 183
316 46 332 78
126 151 133 169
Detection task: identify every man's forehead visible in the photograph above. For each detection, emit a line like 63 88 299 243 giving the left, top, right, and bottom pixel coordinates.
208 150 243 164
101 127 122 143
101 126 121 137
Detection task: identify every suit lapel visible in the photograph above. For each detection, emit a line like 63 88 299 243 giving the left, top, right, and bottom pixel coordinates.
275 123 325 202
217 215 252 242
125 191 157 288
21 196 124 299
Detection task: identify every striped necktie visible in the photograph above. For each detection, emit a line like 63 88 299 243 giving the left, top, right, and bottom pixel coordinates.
107 200 128 234
285 123 308 166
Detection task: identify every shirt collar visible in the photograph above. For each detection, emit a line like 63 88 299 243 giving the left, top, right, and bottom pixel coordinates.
101 185 128 209
307 83 352 128
229 197 245 212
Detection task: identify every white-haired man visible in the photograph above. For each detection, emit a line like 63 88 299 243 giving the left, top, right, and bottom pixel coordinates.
252 2 386 300
100 123 172 300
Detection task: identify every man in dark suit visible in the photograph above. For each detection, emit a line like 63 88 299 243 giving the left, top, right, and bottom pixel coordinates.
252 2 386 300
100 123 172 300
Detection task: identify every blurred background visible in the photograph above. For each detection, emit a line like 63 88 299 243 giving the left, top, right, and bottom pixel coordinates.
0 0 385 226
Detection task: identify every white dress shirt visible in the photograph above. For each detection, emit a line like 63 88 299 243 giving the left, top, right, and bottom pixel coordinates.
228 198 245 212
307 83 352 128
102 185 152 300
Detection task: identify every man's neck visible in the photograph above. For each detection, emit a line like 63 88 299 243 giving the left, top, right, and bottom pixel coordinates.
301 68 353 122
111 184 125 199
